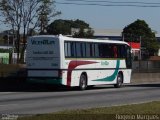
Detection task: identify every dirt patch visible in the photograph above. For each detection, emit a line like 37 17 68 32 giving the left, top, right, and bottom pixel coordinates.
0 64 26 77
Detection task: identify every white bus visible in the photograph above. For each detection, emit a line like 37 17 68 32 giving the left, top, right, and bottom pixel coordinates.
26 35 132 90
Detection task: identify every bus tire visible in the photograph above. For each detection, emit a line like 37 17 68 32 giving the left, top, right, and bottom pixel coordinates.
79 74 87 90
114 73 123 88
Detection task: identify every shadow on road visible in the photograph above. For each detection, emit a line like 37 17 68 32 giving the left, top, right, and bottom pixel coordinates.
127 83 160 88
0 78 159 92
0 78 71 92
0 82 114 92
0 79 116 92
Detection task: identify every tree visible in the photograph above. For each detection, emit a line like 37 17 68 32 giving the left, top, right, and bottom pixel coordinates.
72 19 94 38
72 19 90 28
73 28 94 38
0 0 60 63
47 19 94 38
122 19 159 56
38 0 61 34
27 28 38 36
0 36 4 44
47 19 72 35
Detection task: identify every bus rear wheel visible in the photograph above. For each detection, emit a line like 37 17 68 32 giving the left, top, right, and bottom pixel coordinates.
114 73 123 88
79 74 87 90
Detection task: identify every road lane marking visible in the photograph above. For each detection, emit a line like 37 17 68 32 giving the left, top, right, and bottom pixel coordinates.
0 104 19 107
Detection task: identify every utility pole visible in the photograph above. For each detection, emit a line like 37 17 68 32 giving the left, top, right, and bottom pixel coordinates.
7 31 10 50
122 33 124 41
139 36 142 60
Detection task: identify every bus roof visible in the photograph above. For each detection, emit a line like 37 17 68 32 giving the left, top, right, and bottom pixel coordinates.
30 34 129 46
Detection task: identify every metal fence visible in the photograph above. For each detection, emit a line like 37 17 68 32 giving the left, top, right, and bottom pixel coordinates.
0 57 9 64
132 60 160 73
1 57 160 73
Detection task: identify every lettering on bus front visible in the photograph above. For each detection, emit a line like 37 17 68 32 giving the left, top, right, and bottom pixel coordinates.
101 61 109 66
33 51 54 55
31 39 55 45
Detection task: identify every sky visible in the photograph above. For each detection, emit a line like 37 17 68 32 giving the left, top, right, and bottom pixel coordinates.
0 0 160 36
55 0 160 35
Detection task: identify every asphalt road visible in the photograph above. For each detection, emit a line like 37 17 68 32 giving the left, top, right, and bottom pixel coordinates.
0 83 160 114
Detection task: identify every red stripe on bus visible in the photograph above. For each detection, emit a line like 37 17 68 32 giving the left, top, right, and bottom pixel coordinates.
67 61 98 86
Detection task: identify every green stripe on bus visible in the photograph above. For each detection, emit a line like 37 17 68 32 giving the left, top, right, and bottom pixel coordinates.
92 60 120 82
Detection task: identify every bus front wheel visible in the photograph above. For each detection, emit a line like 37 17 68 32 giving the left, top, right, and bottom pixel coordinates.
79 74 87 90
114 73 123 88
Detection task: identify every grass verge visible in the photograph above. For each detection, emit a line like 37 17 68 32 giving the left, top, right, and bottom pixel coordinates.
18 101 160 120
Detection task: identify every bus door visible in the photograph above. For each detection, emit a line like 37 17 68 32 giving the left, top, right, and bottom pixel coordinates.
125 45 132 69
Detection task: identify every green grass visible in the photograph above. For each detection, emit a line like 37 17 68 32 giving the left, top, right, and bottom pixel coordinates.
18 101 160 120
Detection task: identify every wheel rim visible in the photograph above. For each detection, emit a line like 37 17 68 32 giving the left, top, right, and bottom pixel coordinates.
117 74 122 86
80 75 87 90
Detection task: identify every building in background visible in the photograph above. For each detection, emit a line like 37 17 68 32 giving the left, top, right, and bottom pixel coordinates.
127 42 140 60
94 29 122 40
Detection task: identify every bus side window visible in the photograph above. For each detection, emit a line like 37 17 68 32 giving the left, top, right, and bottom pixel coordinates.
99 44 105 58
81 43 86 57
86 43 91 57
108 45 113 58
117 45 121 58
76 42 82 58
103 44 109 58
120 45 125 58
64 42 68 57
90 43 95 57
113 46 117 58
64 42 71 57
95 44 99 58
70 42 75 57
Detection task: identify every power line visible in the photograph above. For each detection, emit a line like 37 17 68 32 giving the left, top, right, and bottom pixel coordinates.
55 1 160 7
61 0 160 5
